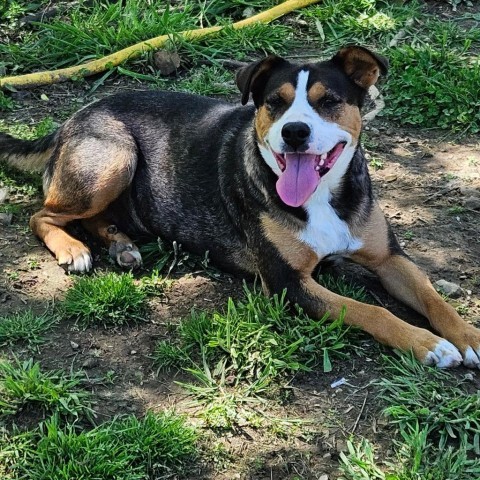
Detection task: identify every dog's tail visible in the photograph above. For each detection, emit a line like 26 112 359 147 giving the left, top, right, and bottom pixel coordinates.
0 131 58 173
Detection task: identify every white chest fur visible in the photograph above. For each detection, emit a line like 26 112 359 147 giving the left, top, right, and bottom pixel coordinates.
298 187 362 259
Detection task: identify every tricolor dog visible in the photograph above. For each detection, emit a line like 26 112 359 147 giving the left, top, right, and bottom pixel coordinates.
2 46 479 368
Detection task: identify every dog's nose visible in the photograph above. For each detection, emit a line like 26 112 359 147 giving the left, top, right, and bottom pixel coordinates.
281 122 311 150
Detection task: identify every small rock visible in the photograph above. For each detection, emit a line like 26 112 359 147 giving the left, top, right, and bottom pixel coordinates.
465 373 474 381
0 188 9 204
82 357 100 369
435 279 463 298
385 173 398 182
0 213 13 225
130 350 137 355
464 196 480 210
319 475 329 480
153 50 181 76
70 341 79 350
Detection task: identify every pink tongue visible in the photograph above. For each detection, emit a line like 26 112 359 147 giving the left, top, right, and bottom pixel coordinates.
276 153 319 207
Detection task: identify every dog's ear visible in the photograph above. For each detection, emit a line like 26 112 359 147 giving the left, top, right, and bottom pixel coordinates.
236 55 286 106
332 46 389 90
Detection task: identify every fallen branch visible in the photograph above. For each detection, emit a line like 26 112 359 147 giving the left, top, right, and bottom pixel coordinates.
0 0 320 90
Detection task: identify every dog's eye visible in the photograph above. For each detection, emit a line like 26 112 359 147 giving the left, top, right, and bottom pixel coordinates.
318 96 342 109
265 94 286 110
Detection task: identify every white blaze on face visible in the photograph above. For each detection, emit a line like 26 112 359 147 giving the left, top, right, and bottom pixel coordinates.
258 70 358 206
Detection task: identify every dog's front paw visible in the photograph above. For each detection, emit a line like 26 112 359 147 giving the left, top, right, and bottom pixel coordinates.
109 241 142 269
422 338 463 368
57 242 92 273
444 323 480 369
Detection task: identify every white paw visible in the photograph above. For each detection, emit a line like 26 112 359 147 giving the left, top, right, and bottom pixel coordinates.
424 339 463 368
109 242 142 269
66 251 92 273
462 346 480 369
58 245 93 273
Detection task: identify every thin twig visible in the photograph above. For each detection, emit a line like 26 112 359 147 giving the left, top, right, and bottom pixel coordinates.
351 393 368 434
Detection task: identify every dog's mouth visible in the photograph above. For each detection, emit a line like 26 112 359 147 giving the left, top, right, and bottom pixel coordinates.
273 142 346 207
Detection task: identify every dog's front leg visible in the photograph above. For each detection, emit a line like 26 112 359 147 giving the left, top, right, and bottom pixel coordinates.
263 270 462 368
258 214 462 367
354 253 480 368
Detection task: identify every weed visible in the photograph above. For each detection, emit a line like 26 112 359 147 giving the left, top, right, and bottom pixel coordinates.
154 287 352 429
369 157 384 170
0 161 42 198
403 231 414 240
0 92 14 111
0 117 57 141
318 273 369 303
379 352 480 453
0 309 58 347
3 411 197 480
140 237 219 278
154 340 191 371
0 358 93 421
63 272 147 328
138 269 172 296
340 352 480 479
383 44 480 134
339 438 386 479
448 205 465 215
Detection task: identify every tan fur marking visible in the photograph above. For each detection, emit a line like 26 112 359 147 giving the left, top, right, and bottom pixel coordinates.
277 83 295 104
30 209 91 265
261 214 318 274
350 203 389 267
255 106 274 145
307 82 326 104
335 104 362 142
5 148 54 173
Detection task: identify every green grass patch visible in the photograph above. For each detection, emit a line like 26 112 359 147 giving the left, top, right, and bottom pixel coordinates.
0 358 93 421
383 45 480 134
318 273 369 303
0 0 291 76
154 287 352 429
0 309 58 348
340 352 480 479
62 272 147 328
140 237 220 278
1 411 197 480
0 117 57 140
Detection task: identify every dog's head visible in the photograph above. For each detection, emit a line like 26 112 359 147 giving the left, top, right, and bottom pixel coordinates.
236 46 388 207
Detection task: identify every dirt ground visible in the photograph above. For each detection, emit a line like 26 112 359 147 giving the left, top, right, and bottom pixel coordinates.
1 10 480 476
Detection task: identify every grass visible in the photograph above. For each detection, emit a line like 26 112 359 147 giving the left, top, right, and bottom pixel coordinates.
1 411 198 480
318 273 369 303
383 44 480 134
62 272 147 328
140 236 219 278
0 358 93 422
0 309 58 348
154 286 353 429
0 117 57 202
340 352 480 479
0 0 290 74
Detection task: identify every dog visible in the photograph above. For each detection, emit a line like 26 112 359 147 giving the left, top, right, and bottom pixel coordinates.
1 46 479 368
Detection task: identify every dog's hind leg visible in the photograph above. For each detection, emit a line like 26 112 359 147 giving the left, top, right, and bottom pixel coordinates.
31 125 137 273
82 215 142 269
